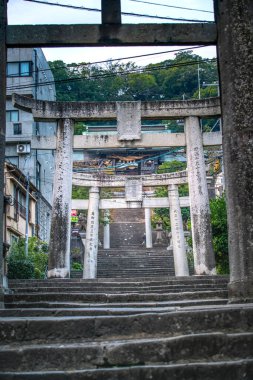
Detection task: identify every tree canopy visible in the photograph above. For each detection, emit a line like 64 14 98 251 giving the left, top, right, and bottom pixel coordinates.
49 51 218 102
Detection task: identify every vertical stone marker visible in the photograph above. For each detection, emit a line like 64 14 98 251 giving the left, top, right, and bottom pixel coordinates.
144 208 153 248
168 185 189 276
215 0 253 300
48 118 74 278
0 0 7 305
84 187 100 279
185 116 216 275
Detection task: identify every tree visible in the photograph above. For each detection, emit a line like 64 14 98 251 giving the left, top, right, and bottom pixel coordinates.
210 195 229 274
72 186 89 199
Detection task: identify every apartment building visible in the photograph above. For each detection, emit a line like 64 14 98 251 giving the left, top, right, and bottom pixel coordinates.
5 48 56 242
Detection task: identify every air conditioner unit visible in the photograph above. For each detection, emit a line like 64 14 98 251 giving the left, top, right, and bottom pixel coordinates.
17 143 31 154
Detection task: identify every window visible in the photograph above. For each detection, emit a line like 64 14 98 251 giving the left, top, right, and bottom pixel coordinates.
7 156 19 167
11 234 19 245
36 161 41 190
13 123 22 135
7 61 32 77
6 110 19 122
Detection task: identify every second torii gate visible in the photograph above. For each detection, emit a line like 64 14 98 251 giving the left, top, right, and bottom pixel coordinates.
13 94 221 279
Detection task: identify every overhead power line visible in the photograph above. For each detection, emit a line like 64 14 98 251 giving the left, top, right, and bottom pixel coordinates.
17 45 207 77
7 58 217 91
129 0 214 14
23 0 212 23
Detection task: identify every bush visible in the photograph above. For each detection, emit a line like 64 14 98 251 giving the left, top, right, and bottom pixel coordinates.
71 262 83 271
7 237 48 279
8 257 34 279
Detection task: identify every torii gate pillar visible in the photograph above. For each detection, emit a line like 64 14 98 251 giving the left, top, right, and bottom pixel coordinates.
185 116 216 275
215 0 253 301
48 118 74 278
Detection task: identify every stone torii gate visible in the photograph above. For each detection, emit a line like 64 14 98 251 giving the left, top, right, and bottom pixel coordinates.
72 172 191 279
0 0 252 302
13 94 220 279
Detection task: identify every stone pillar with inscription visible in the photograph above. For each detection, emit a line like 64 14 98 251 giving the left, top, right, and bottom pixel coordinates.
144 208 153 248
83 187 100 279
168 184 189 276
185 116 216 275
103 209 110 249
48 118 74 279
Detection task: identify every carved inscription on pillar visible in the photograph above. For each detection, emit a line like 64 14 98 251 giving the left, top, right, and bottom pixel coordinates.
117 101 141 140
193 146 203 196
125 178 142 201
172 206 182 250
88 211 96 254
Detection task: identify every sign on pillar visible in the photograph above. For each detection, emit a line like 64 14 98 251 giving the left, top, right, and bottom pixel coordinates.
83 187 100 279
168 184 189 277
48 118 74 278
185 116 216 275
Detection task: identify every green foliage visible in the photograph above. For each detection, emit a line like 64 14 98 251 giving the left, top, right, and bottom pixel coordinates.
74 122 87 135
157 160 186 174
210 195 229 274
49 52 218 102
72 186 89 199
8 257 34 279
8 237 48 279
71 262 83 271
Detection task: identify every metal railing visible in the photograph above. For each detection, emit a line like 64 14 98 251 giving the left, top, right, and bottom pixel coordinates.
13 198 31 221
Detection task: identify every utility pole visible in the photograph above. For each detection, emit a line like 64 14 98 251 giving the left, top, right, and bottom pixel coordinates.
25 174 30 257
197 59 201 99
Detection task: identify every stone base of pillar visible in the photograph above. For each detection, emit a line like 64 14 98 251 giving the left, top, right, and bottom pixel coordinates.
48 267 69 279
194 264 216 276
0 287 4 309
228 279 253 303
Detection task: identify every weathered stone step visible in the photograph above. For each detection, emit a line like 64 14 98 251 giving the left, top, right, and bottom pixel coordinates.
4 298 228 310
8 276 228 284
1 300 238 316
4 290 228 305
0 333 252 372
11 284 227 293
1 360 252 380
0 307 252 345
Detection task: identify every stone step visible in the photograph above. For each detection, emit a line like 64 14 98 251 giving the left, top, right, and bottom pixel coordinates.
0 300 234 316
0 307 252 345
8 276 229 286
0 333 252 372
4 290 228 306
4 298 228 310
10 283 227 293
2 360 252 380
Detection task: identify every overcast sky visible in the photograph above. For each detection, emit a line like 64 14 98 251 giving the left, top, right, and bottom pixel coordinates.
8 0 216 65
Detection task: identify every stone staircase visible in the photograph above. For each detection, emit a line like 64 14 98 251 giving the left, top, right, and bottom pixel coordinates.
109 209 146 247
0 276 253 379
97 246 175 278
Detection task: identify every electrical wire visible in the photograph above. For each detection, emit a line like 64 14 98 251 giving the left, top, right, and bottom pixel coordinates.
7 58 217 91
23 0 213 23
129 0 213 14
10 46 207 77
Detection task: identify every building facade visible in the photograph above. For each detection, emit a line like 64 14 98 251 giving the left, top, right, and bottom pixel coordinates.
5 48 56 242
